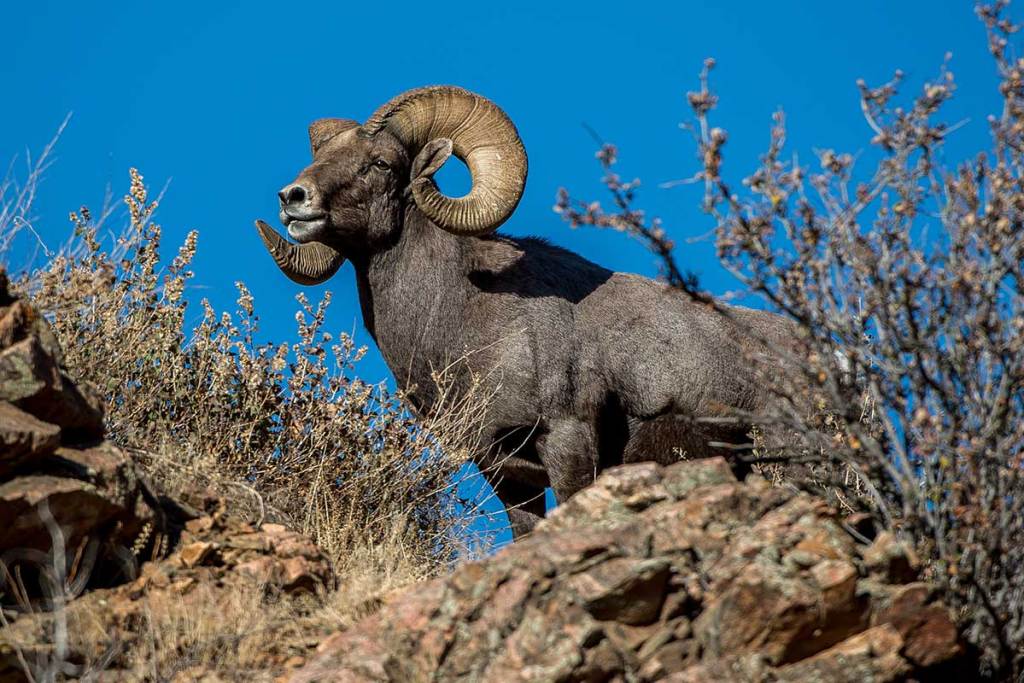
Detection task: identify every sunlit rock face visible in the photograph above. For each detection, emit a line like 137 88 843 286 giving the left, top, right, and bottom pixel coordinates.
293 458 967 682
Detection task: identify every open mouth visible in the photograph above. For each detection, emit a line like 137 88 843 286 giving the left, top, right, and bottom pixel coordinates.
282 215 327 243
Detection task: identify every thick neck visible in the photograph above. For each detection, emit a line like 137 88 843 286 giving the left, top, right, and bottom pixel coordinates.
350 210 473 389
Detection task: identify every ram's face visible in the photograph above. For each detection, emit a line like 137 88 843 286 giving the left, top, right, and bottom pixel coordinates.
255 86 527 286
277 119 410 252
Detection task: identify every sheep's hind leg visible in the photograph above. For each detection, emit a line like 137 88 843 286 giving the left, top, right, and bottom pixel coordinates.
624 414 754 479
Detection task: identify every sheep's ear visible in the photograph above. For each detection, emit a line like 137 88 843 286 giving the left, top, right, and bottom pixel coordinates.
411 138 453 182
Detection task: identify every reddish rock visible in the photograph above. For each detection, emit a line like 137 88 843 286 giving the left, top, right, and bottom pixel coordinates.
0 298 34 347
0 274 158 592
179 541 217 568
874 582 961 668
291 459 969 681
0 335 103 441
568 557 670 625
0 475 125 553
864 530 920 583
811 559 859 612
772 625 911 682
0 287 106 442
0 401 60 476
1 514 336 678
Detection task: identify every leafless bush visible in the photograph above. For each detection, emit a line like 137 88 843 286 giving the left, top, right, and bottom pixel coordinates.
19 167 490 571
0 116 73 272
559 2 1024 677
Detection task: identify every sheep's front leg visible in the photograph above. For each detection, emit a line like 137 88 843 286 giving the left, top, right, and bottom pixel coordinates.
536 418 599 505
477 438 549 540
494 478 546 539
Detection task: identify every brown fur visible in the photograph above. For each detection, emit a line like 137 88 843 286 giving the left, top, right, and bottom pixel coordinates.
269 115 795 538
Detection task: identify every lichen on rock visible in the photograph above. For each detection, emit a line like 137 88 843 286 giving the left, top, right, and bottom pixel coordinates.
292 460 968 682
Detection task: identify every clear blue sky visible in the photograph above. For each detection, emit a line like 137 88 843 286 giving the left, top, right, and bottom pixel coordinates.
1 0 1004 546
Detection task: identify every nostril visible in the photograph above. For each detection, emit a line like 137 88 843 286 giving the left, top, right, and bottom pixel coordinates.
279 184 308 205
287 185 307 204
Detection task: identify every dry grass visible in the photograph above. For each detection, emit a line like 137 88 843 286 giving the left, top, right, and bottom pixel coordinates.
0 511 452 681
0 124 61 283
117 553 425 682
1 156 499 678
117 538 444 681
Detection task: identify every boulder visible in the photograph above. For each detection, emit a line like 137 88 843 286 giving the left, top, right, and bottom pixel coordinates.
0 401 60 477
293 459 967 682
0 274 155 611
0 299 103 441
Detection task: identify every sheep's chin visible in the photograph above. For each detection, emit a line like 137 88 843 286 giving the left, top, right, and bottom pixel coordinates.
287 218 328 243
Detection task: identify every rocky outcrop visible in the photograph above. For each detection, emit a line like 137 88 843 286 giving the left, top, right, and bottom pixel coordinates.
294 459 968 682
0 269 164 602
0 271 335 680
0 510 335 678
0 271 105 447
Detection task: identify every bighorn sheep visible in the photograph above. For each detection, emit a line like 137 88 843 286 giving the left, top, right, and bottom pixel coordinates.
256 86 794 538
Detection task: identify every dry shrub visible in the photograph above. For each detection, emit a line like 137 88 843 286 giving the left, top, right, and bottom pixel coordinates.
20 167 491 570
559 2 1024 678
0 115 71 271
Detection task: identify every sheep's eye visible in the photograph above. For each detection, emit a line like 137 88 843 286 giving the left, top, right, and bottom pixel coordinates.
372 159 390 171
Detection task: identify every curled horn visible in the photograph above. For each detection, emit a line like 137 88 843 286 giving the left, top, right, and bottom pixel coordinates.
362 86 527 236
255 220 345 285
